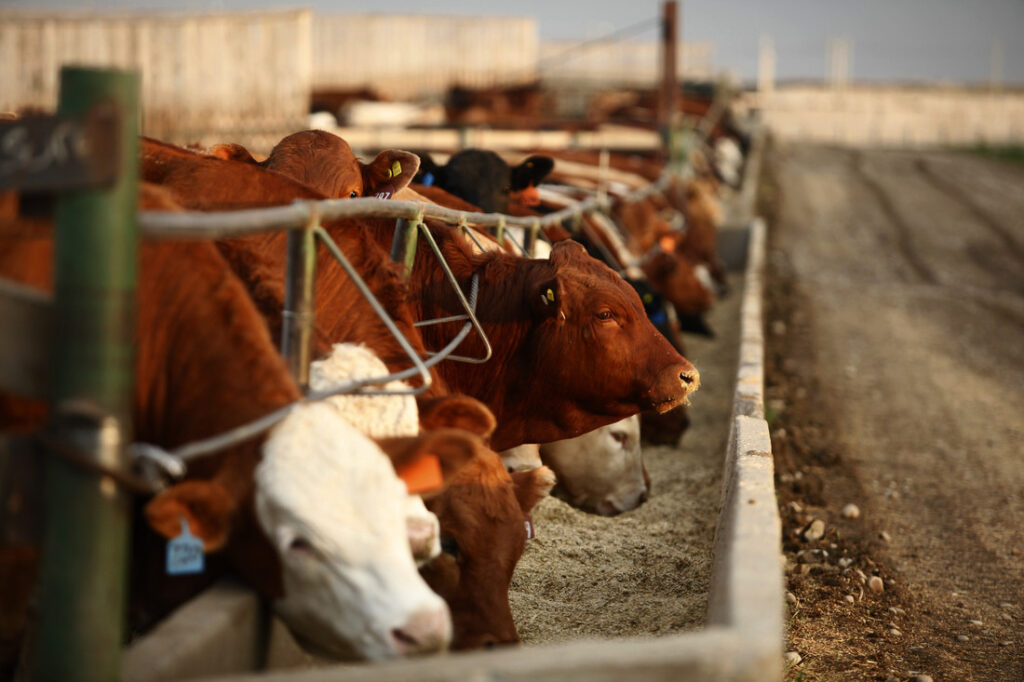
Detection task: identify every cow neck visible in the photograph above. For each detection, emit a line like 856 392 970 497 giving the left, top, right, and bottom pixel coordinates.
217 220 446 397
315 219 447 395
399 225 546 413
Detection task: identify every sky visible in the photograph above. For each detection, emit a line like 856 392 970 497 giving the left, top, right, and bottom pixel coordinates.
5 0 1023 86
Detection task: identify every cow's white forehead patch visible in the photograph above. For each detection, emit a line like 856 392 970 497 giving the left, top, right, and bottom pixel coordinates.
310 343 419 438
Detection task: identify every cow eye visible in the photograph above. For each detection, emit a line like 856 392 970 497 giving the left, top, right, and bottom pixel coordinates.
610 431 628 445
596 310 615 321
440 534 460 559
289 536 315 554
349 190 358 198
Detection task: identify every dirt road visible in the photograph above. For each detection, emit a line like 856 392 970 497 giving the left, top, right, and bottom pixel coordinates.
764 145 1024 680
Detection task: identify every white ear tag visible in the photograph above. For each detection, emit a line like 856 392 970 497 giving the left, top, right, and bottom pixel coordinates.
166 517 204 575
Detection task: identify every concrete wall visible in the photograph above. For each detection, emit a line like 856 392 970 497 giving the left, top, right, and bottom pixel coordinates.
739 85 1024 147
539 40 716 86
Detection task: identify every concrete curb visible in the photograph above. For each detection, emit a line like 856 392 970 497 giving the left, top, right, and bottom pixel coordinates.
706 216 784 681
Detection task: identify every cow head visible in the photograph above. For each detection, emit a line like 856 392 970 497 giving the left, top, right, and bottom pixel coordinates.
540 416 648 516
504 240 700 446
420 458 556 650
641 248 715 324
262 130 419 200
145 401 481 661
431 149 554 214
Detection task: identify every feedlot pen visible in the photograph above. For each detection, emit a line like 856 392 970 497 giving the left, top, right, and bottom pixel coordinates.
124 139 783 682
510 273 744 642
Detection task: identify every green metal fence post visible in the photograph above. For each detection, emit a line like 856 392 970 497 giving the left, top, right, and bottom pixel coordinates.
32 66 139 682
282 209 319 390
389 217 419 279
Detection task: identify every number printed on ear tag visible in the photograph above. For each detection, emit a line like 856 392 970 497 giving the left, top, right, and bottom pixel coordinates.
167 517 205 575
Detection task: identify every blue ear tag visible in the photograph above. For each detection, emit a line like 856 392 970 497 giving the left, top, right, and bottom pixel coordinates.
166 517 205 575
421 171 435 187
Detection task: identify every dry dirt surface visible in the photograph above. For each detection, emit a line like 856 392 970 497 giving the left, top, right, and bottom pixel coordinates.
509 272 745 645
762 144 1024 681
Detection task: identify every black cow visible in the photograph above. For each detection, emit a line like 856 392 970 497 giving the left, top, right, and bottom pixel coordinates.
415 149 553 213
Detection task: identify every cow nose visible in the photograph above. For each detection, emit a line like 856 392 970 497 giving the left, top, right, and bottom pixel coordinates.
678 367 700 393
638 488 649 504
390 605 451 656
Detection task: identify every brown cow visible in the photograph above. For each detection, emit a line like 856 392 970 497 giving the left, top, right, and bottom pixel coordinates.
260 130 420 200
421 457 555 649
665 175 728 294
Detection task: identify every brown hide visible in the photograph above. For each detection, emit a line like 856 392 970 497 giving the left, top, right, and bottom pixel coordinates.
0 206 483 646
420 457 554 649
140 143 446 395
0 221 301 629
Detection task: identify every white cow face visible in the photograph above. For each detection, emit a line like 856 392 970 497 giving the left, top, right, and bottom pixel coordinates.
540 415 648 516
256 401 451 660
310 343 440 566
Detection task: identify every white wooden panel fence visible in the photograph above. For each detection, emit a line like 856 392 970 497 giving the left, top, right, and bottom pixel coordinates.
0 9 312 149
312 15 538 99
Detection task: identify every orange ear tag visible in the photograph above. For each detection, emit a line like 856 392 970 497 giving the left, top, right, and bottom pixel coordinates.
397 453 444 495
659 235 677 252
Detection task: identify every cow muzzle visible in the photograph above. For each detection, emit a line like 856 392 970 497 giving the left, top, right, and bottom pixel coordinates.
649 362 701 414
390 603 452 656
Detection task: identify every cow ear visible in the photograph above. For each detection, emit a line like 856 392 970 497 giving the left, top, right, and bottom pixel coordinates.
530 276 564 319
510 465 556 513
362 150 421 199
548 238 588 266
413 152 442 187
416 394 497 441
207 143 257 164
145 479 236 552
376 428 484 496
510 155 554 191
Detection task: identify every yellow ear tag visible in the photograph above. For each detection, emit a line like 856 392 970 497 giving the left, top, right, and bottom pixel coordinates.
391 160 402 177
643 293 654 304
545 288 555 302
